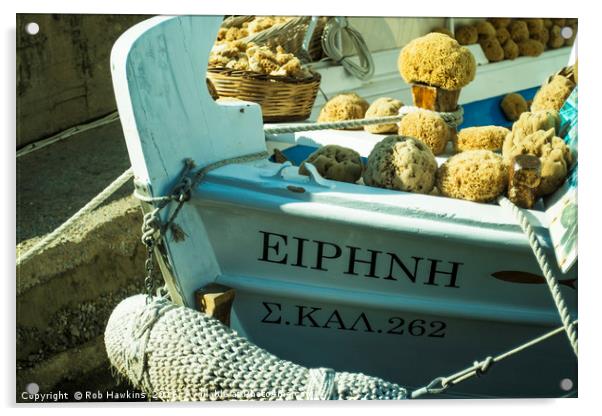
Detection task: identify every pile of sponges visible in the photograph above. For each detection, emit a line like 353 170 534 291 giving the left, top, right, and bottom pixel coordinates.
434 18 577 62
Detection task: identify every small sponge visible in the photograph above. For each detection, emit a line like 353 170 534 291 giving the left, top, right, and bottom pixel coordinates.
398 110 451 155
363 135 438 194
548 25 564 49
503 39 519 60
501 93 529 121
455 25 478 45
502 128 572 196
398 33 476 90
488 18 512 29
480 37 504 62
317 93 369 129
299 145 363 183
496 27 510 44
456 126 510 152
529 27 549 46
476 21 497 38
531 75 576 112
509 20 529 42
364 97 404 134
525 18 544 33
437 150 508 202
518 39 544 57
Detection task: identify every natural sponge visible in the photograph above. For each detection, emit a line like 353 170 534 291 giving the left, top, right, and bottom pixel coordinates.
364 97 404 134
488 18 512 29
509 20 529 42
529 27 549 46
500 93 528 121
299 145 363 183
398 110 451 155
502 128 572 196
518 39 544 57
496 27 510 44
531 75 576 112
476 21 497 38
548 25 564 49
398 33 476 90
480 37 504 62
317 93 369 129
503 39 519 60
456 126 510 152
455 25 478 45
437 150 507 202
363 135 438 194
505 110 560 142
525 18 544 33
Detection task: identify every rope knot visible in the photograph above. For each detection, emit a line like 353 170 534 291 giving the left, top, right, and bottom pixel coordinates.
474 356 494 377
306 368 337 400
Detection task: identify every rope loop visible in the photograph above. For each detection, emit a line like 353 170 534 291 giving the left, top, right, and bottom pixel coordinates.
474 356 494 377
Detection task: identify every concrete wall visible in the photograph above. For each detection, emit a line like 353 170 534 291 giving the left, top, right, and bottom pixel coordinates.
16 14 149 148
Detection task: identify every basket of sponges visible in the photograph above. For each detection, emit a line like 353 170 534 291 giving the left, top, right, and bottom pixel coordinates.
207 16 323 122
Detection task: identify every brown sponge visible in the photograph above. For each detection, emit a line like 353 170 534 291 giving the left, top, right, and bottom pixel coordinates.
398 33 476 90
518 39 545 57
531 75 576 112
502 128 572 196
529 27 550 46
437 150 508 202
525 18 544 33
488 18 512 29
364 97 404 134
299 145 363 183
480 37 504 62
503 39 520 60
548 25 564 49
496 27 510 44
509 20 530 42
317 93 369 129
543 19 553 28
363 135 438 194
455 25 478 45
501 93 529 121
398 110 451 155
456 126 510 152
551 18 566 26
476 21 497 38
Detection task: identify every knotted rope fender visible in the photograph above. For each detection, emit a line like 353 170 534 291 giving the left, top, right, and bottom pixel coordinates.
105 294 408 401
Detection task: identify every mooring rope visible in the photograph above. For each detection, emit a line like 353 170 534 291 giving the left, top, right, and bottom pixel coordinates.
17 168 134 266
264 105 464 135
497 196 578 357
410 319 578 398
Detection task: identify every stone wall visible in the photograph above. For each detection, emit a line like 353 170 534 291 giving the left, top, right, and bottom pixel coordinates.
16 14 149 148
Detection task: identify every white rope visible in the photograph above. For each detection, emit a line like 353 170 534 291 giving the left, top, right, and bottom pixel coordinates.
497 196 578 357
321 17 374 81
264 105 464 135
17 168 134 266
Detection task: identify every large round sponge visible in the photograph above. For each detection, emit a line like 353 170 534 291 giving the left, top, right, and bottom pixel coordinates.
364 97 404 134
363 136 438 194
506 110 560 141
398 33 476 91
398 110 451 155
502 128 572 196
299 145 363 183
456 126 510 152
437 150 507 202
317 93 369 129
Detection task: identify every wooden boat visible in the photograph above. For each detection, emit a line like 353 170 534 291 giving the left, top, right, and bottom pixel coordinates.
110 15 577 398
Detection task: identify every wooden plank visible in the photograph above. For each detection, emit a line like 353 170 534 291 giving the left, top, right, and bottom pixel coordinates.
194 283 236 326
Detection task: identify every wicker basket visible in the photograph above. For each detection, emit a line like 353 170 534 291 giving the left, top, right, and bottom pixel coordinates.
207 67 321 122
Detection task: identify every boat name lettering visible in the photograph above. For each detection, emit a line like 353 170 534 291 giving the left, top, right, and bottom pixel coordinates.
260 301 447 338
257 230 463 288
